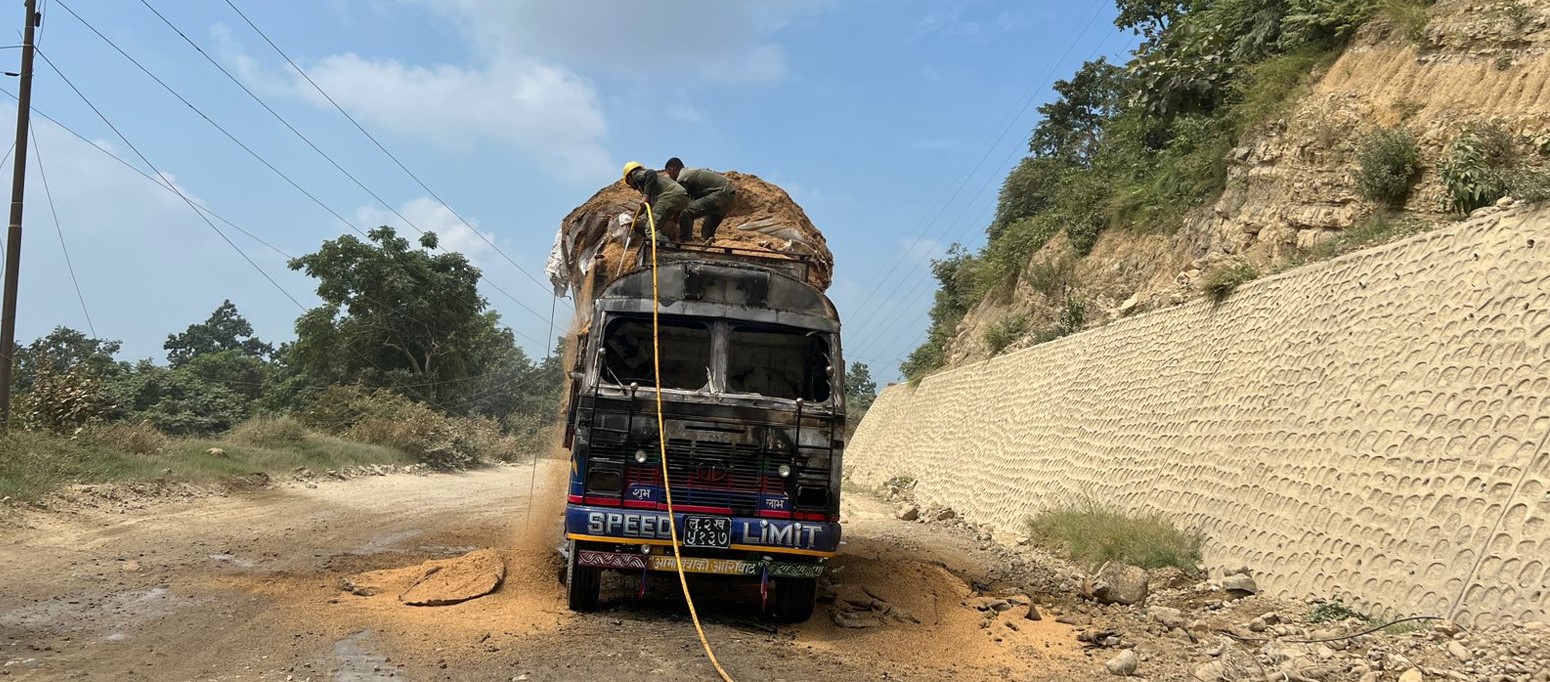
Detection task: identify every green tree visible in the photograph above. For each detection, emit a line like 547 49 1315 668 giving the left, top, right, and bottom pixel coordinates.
11 327 121 394
286 226 511 405
1030 59 1131 165
844 362 877 413
105 360 249 436
164 300 274 366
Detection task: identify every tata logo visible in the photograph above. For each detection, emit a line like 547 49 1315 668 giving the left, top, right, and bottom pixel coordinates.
693 462 729 483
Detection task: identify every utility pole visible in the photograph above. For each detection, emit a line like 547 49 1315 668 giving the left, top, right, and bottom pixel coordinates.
0 0 38 429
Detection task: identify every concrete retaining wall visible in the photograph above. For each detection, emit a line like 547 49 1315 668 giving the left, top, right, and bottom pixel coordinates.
846 207 1550 625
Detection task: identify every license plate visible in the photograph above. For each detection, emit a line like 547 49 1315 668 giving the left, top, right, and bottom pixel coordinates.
680 515 732 549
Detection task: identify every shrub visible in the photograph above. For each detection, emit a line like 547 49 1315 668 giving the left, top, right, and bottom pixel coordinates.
1356 127 1421 205
1203 260 1262 302
1027 500 1202 570
17 362 112 434
1380 0 1433 43
1309 596 1370 623
1057 296 1086 334
1440 122 1518 213
228 415 310 447
983 315 1031 356
79 421 166 455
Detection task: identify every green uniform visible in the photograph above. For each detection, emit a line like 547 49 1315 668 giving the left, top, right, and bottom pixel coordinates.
632 170 688 241
676 168 736 242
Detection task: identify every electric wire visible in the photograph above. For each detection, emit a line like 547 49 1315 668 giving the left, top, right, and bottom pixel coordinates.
132 0 551 326
0 90 541 402
29 122 94 336
51 0 551 347
842 2 1110 342
848 31 1136 365
221 0 554 296
33 48 307 311
31 54 543 405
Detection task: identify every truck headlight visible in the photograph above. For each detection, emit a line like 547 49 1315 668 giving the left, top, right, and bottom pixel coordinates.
777 464 792 478
634 450 649 464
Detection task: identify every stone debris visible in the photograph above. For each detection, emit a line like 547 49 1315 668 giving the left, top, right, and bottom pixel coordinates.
895 505 920 521
1221 571 1259 595
1086 562 1149 606
1104 649 1138 676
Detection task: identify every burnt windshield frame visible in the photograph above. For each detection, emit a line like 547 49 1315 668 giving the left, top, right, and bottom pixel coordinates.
594 314 838 405
725 323 833 402
598 315 713 391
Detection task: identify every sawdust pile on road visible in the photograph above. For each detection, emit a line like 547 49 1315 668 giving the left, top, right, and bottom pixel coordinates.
343 548 506 606
798 537 1079 677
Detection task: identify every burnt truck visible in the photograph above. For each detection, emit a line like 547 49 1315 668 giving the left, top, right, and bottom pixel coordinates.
557 244 844 623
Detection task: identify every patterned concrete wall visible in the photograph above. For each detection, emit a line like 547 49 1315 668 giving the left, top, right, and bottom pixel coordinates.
846 207 1550 625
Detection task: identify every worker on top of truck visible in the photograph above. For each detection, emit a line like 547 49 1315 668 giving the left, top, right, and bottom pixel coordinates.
664 157 736 243
622 161 688 245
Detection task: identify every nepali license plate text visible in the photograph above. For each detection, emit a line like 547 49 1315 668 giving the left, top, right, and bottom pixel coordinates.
681 515 732 549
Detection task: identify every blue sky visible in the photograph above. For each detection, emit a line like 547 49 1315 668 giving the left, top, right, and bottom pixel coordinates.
1 0 1131 383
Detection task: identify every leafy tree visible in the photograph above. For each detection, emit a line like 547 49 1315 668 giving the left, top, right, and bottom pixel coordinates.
11 327 121 394
164 300 274 366
1030 59 1131 164
844 362 877 413
286 226 513 406
1116 0 1194 43
105 360 249 436
901 245 977 380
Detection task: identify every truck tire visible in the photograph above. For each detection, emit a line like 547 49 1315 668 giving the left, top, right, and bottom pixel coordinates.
565 540 601 612
768 576 817 623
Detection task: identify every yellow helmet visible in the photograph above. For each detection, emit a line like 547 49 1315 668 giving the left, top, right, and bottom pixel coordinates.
621 161 644 185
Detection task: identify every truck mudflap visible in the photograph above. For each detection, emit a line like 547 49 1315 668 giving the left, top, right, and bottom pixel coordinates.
576 550 825 578
564 505 841 557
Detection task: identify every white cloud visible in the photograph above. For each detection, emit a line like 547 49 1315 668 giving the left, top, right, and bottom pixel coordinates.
917 5 1026 40
9 120 309 360
299 54 611 181
401 0 831 85
898 236 946 265
353 197 500 262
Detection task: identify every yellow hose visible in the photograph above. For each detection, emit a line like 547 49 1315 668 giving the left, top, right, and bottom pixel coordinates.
643 202 737 682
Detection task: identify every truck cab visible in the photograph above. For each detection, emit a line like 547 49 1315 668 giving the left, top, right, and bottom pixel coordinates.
559 245 844 623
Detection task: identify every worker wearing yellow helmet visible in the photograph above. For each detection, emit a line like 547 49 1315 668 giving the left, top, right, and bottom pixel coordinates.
622 161 688 245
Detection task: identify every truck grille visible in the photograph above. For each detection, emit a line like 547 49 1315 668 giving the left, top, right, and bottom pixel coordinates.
592 438 791 513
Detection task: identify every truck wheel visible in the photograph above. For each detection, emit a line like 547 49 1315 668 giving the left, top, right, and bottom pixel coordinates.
768 576 817 623
565 540 601 612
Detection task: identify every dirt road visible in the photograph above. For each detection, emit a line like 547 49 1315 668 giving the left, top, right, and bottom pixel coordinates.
0 463 1093 681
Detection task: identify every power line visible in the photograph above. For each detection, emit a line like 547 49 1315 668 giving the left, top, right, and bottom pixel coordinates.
851 33 1139 367
3 87 547 400
33 47 307 311
841 3 1110 342
133 0 551 327
50 0 549 348
1 90 552 400
29 122 94 336
221 0 555 296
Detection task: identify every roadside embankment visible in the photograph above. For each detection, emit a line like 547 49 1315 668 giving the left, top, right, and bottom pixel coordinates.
848 204 1550 626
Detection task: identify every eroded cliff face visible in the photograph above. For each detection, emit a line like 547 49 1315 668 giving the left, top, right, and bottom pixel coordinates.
945 0 1550 367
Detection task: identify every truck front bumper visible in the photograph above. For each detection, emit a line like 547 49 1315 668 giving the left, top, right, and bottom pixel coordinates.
563 504 841 559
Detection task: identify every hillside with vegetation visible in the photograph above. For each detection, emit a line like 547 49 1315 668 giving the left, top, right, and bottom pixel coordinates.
904 0 1550 377
1 227 563 500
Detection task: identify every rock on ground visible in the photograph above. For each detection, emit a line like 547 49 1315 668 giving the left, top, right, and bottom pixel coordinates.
1087 562 1149 605
1105 649 1138 676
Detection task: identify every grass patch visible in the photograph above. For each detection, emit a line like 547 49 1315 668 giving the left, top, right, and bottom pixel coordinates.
1309 596 1370 623
0 429 412 502
1202 260 1262 303
1380 0 1433 43
984 314 1030 356
1026 501 1202 570
1301 212 1430 263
